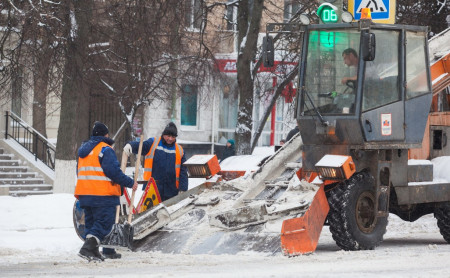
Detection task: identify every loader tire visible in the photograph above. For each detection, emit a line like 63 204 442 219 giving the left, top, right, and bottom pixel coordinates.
434 202 450 243
327 170 388 251
73 200 85 241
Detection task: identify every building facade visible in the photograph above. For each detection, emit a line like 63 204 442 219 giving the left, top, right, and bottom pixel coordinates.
1 0 302 156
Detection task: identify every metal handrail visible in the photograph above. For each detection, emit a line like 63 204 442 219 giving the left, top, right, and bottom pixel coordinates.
4 111 56 170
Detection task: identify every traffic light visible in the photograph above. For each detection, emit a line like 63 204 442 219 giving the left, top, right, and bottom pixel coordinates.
317 0 343 24
263 36 274 67
317 3 339 24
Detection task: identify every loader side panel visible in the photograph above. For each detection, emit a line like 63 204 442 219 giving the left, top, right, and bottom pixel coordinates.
361 101 405 142
405 94 433 144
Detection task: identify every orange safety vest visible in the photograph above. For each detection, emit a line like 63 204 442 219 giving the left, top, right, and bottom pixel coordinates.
74 142 121 198
143 137 184 189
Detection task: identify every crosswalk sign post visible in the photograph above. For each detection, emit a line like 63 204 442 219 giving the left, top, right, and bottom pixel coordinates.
348 0 396 24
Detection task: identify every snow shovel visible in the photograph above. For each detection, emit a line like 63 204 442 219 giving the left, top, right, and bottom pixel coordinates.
102 136 144 248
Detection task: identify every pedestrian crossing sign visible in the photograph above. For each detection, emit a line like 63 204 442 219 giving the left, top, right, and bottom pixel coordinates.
348 0 396 24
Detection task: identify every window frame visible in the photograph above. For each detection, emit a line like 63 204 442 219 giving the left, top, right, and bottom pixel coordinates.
180 84 199 129
185 0 203 31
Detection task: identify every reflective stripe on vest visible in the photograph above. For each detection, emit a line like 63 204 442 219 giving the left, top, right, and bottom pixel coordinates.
74 142 121 198
143 137 184 189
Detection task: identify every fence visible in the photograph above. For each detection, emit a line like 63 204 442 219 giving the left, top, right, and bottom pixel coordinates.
4 111 56 170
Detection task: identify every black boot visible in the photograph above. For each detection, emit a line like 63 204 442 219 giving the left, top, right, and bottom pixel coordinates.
90 237 105 261
103 248 122 259
78 237 103 262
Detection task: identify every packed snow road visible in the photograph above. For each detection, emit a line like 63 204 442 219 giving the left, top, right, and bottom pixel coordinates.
0 194 449 277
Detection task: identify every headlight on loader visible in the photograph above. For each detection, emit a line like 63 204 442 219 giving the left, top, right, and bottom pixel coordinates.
184 155 221 179
315 155 355 180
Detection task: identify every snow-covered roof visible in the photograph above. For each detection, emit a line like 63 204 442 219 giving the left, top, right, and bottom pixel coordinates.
429 27 450 64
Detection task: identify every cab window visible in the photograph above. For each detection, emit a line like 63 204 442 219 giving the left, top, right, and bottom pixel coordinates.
362 30 400 111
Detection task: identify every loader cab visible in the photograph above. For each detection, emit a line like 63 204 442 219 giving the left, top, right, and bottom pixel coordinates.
296 23 432 149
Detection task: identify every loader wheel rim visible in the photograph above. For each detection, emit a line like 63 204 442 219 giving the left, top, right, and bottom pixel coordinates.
355 191 376 233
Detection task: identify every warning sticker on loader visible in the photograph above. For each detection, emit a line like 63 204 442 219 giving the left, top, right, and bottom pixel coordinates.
381 113 392 136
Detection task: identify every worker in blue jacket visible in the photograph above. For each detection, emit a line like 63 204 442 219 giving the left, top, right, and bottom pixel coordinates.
123 122 188 201
75 122 137 261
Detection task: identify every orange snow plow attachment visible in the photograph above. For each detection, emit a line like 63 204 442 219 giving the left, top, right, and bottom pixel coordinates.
281 185 329 255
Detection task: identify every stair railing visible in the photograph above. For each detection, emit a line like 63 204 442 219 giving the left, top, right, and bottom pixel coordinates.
4 111 56 170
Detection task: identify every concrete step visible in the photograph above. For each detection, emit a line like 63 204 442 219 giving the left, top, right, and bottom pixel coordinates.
0 154 13 160
0 172 36 179
5 184 52 192
0 178 44 185
9 189 53 197
0 147 53 197
0 160 20 166
0 166 28 172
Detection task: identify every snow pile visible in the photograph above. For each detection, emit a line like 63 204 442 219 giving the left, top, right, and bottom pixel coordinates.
0 194 80 262
431 156 450 182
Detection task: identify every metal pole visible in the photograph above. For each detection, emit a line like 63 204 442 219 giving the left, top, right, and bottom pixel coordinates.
34 133 38 161
211 92 216 154
5 111 8 139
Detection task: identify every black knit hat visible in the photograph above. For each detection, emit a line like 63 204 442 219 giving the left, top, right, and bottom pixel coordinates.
92 121 109 137
162 122 178 137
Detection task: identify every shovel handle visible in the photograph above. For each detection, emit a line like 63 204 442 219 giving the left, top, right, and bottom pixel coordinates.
115 205 120 223
128 135 144 223
120 151 128 173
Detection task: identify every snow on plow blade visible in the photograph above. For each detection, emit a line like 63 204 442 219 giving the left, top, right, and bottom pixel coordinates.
132 194 199 240
132 204 171 240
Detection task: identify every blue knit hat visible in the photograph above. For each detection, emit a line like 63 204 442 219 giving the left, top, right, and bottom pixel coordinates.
227 139 235 146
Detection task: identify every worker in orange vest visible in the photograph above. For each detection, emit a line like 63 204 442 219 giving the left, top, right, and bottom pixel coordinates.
75 121 138 262
123 122 188 201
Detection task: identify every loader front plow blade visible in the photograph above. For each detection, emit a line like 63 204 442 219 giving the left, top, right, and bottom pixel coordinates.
131 134 325 255
281 186 329 255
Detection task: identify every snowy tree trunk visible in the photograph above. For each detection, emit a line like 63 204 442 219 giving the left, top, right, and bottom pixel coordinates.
32 46 52 139
54 0 92 193
235 0 264 155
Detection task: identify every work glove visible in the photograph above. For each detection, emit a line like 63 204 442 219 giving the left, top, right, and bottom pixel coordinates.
131 181 138 191
178 190 186 195
123 143 132 156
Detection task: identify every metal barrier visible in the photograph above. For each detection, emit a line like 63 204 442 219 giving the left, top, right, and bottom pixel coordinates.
4 111 56 170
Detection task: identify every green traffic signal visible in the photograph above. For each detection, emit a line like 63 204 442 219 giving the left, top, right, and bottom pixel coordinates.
317 3 338 24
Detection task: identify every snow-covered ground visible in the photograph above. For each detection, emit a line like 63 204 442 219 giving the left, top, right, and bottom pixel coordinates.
0 195 449 277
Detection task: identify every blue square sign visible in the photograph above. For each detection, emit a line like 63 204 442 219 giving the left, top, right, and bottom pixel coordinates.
349 0 396 24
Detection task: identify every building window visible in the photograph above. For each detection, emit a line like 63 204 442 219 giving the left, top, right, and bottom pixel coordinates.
181 84 198 126
284 1 302 23
218 84 238 143
226 0 237 31
185 0 202 30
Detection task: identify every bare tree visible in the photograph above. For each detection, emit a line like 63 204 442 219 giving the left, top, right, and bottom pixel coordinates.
396 0 449 36
84 0 216 140
1 1 64 140
219 0 316 154
55 0 93 160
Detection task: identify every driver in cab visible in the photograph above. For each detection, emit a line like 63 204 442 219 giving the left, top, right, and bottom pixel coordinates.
341 48 379 85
